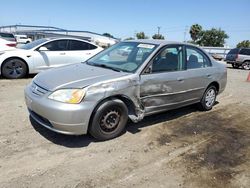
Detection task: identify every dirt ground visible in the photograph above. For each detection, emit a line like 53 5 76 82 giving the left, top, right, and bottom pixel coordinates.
0 66 249 188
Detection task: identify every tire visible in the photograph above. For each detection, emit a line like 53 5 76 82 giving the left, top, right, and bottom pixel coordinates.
232 63 239 69
1 58 27 79
242 61 250 70
198 86 217 111
89 99 128 141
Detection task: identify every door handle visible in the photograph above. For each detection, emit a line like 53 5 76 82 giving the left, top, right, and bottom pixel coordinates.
60 52 66 55
206 74 212 78
86 53 92 55
177 77 185 81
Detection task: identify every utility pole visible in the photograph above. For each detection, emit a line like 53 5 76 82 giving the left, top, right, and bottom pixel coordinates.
157 26 161 35
184 25 188 42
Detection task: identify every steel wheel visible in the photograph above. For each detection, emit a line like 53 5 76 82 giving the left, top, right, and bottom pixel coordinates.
100 108 121 134
89 99 128 140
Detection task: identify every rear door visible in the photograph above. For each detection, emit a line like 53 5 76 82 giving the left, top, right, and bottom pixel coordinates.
67 40 101 63
239 48 250 62
183 45 215 99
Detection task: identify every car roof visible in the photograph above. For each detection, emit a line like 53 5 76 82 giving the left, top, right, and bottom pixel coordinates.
45 37 88 41
123 39 198 47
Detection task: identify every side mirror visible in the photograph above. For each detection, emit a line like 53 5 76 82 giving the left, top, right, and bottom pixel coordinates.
38 46 48 51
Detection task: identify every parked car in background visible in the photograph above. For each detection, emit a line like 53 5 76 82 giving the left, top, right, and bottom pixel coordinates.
0 37 103 78
0 32 16 43
25 40 227 140
211 53 224 61
225 48 250 70
0 32 17 51
0 38 17 51
15 34 32 44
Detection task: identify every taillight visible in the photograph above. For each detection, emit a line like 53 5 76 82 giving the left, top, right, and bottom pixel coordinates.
6 43 16 47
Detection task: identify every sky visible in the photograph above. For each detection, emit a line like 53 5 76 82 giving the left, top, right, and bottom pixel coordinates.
0 0 250 47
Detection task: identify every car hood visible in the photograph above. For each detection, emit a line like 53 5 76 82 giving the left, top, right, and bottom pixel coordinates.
33 63 130 91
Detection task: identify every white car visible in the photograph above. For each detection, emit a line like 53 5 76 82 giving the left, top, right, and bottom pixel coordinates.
0 38 103 79
15 35 32 44
0 38 17 51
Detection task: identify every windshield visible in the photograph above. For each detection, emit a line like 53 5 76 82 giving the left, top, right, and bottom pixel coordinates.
20 38 49 50
86 42 158 73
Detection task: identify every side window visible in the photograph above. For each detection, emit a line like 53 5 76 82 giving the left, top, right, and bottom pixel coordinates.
43 40 68 51
240 49 250 55
186 47 211 69
151 46 183 73
69 40 97 50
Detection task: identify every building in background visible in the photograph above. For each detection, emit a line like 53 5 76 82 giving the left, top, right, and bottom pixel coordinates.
0 25 118 47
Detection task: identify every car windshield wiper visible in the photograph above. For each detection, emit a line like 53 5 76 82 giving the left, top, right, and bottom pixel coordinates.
87 62 122 72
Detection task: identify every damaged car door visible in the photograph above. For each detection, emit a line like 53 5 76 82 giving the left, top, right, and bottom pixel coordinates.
140 45 192 115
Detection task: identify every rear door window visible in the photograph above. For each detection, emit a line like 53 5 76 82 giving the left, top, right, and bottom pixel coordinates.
68 40 97 50
186 47 211 69
239 49 250 55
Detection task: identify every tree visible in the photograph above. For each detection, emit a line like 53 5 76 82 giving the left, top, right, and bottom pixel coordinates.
189 24 202 42
237 40 250 48
124 37 135 40
197 28 229 47
152 34 165 40
102 33 114 38
136 32 148 39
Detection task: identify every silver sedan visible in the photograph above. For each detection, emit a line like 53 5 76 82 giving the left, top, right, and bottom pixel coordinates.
25 40 227 140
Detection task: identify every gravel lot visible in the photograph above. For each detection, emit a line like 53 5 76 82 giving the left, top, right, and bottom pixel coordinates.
0 66 249 188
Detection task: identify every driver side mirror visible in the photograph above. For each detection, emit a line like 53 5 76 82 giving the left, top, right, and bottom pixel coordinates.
38 46 48 51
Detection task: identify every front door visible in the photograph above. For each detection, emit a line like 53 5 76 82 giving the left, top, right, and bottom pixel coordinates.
140 45 197 115
33 39 69 71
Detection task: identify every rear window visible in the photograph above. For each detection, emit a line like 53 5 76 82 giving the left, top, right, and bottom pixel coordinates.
228 48 240 54
239 48 250 55
0 33 15 38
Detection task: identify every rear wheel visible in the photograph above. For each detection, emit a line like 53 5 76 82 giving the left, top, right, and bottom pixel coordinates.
198 86 217 111
2 58 27 79
89 99 128 141
242 61 250 70
232 63 239 69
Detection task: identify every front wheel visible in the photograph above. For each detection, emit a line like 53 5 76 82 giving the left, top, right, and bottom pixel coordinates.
1 58 27 79
198 86 217 111
242 61 250 70
89 99 128 141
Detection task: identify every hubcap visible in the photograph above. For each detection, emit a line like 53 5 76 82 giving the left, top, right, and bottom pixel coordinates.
4 60 23 77
100 109 121 133
205 89 216 108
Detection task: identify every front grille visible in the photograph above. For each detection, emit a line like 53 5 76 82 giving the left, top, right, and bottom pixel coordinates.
31 82 48 96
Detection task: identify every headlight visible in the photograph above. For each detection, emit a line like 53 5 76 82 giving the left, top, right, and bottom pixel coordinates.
48 89 86 104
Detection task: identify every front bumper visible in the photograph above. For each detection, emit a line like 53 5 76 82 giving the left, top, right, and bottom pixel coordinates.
24 84 94 135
